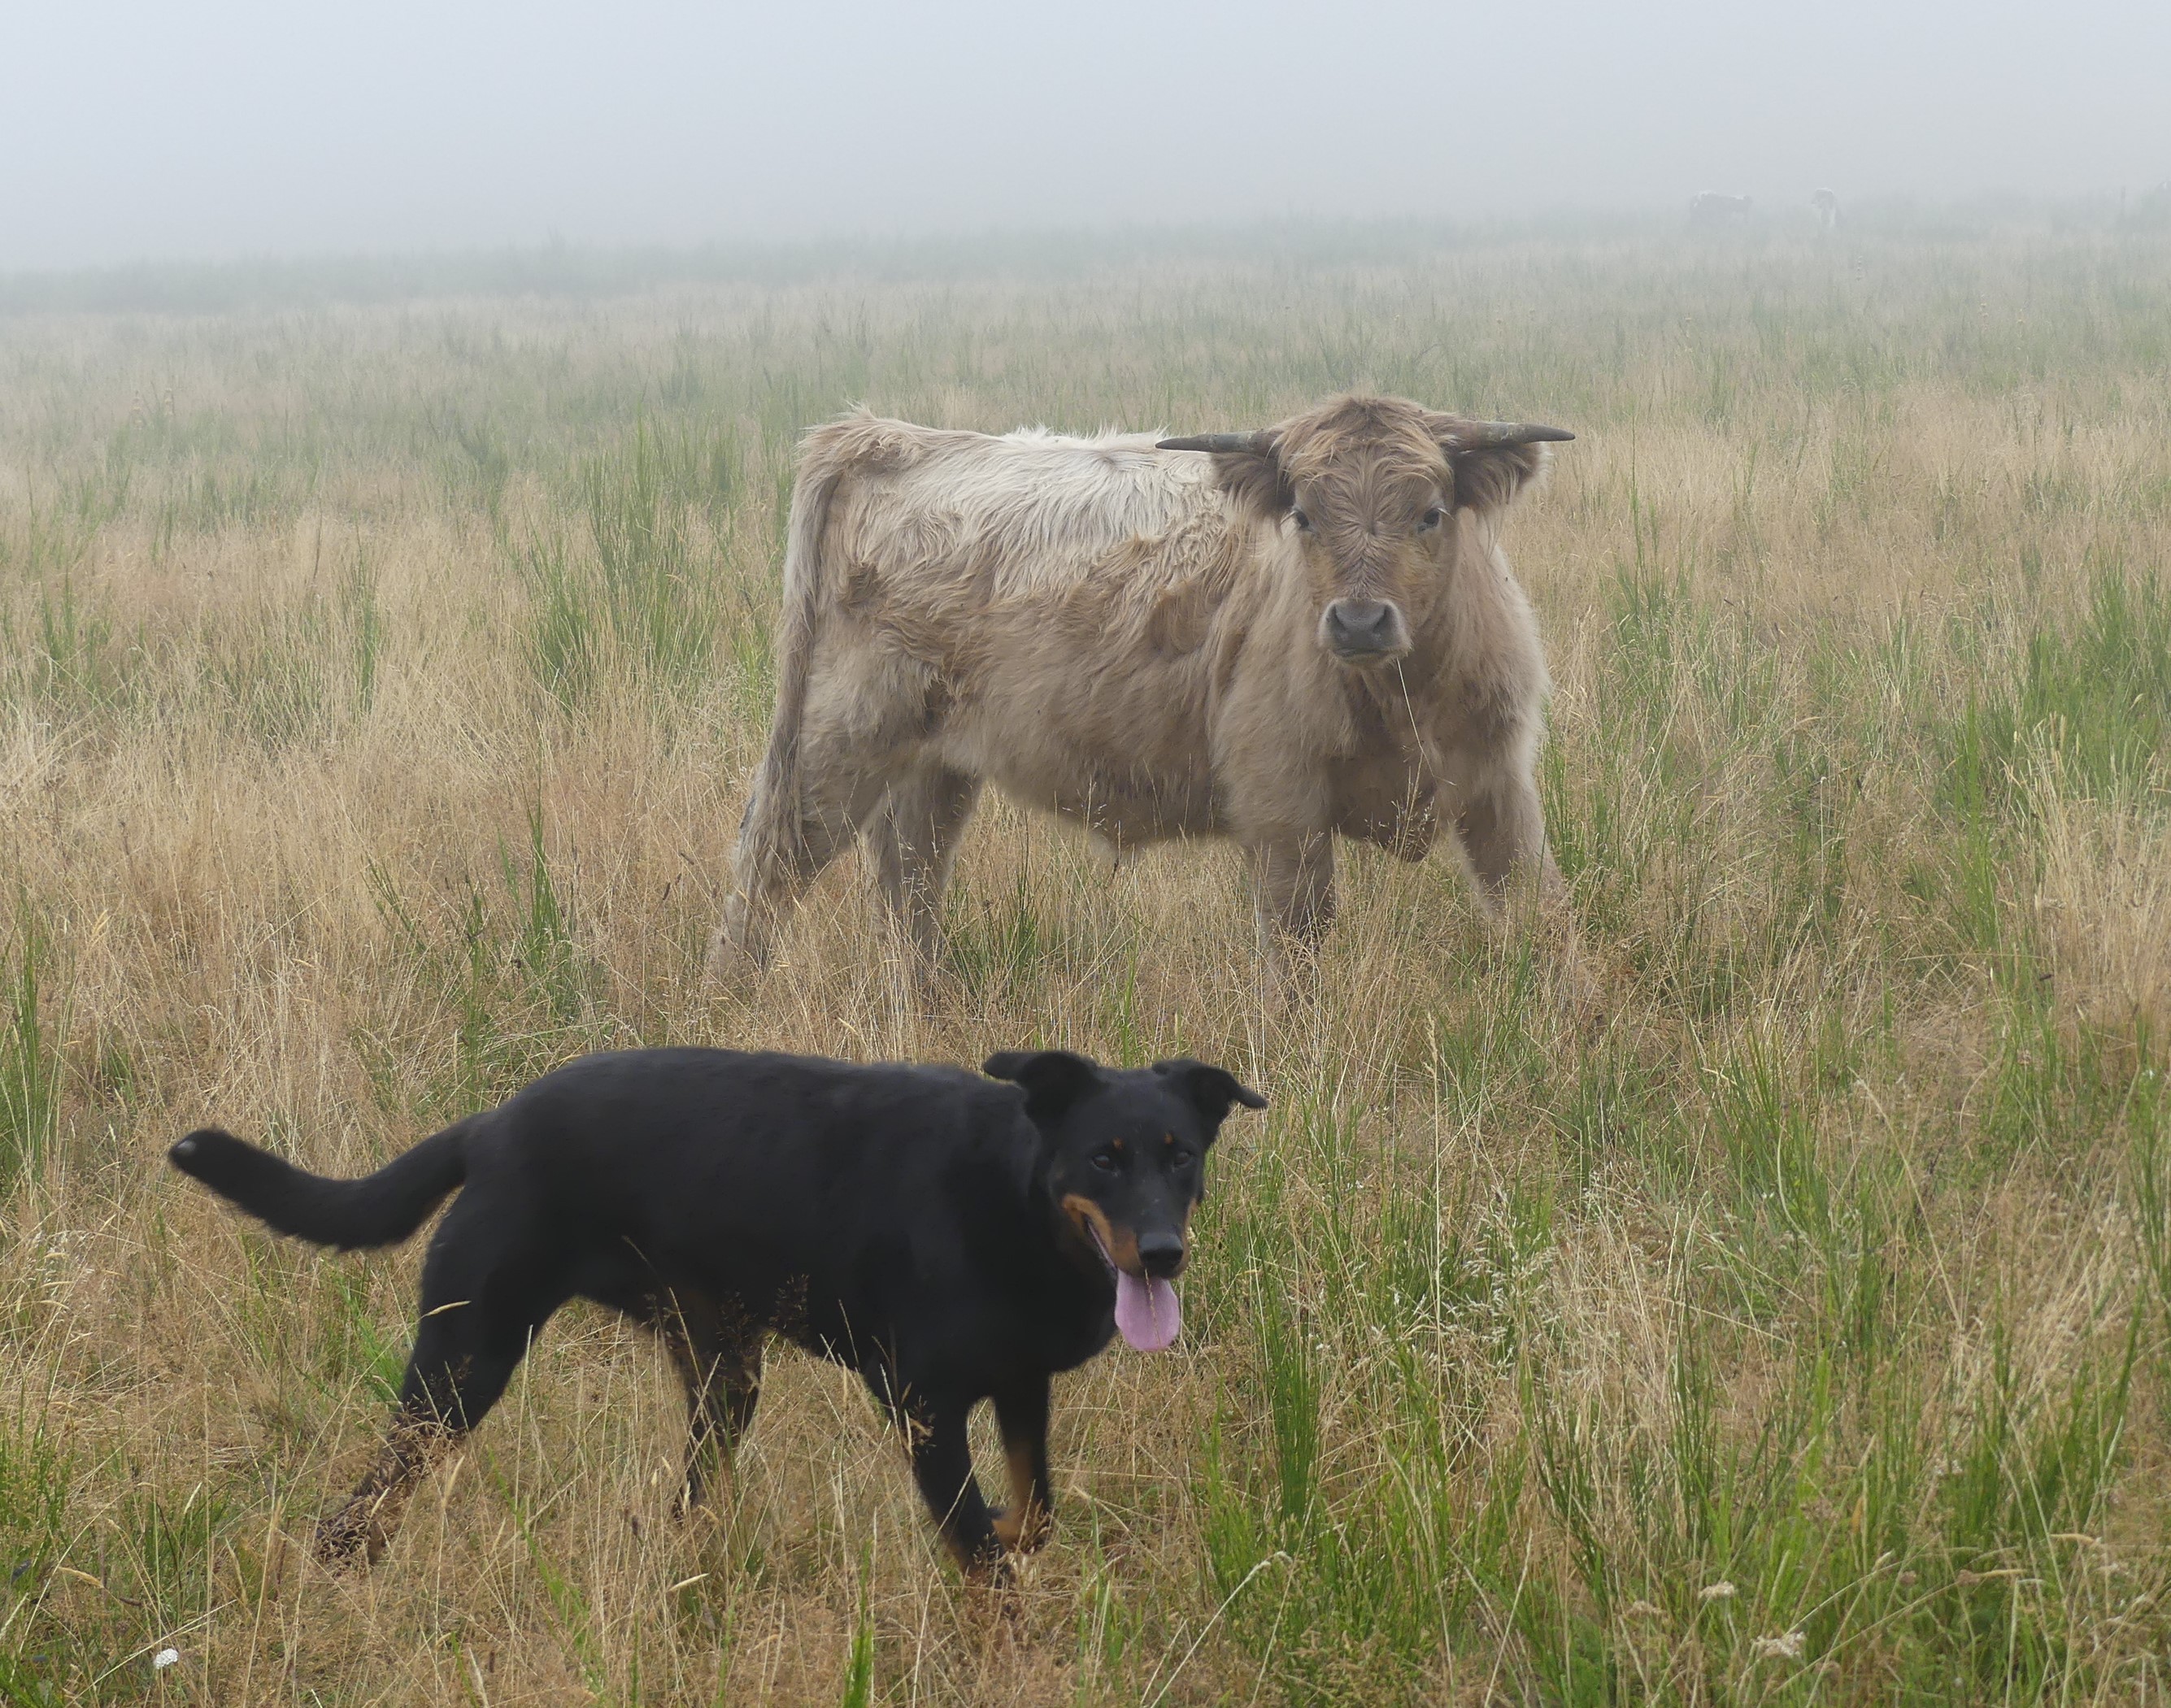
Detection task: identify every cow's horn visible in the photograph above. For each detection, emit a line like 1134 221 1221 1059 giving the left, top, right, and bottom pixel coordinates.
1447 421 1576 447
1155 432 1267 454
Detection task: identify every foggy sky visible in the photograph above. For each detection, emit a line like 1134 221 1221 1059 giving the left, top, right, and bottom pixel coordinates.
5 0 2169 270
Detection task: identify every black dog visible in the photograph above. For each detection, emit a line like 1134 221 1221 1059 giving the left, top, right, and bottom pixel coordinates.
168 1046 1264 1572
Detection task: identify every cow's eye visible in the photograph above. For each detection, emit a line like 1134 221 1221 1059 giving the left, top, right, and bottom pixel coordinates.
1420 505 1445 531
1290 508 1312 532
1090 1150 1118 1173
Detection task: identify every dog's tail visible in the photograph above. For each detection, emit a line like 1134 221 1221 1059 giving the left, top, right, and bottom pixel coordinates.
168 1119 476 1251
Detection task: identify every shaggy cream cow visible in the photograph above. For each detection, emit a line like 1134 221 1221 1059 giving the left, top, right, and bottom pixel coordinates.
713 394 1573 980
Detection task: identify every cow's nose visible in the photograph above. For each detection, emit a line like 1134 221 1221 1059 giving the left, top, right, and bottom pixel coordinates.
1323 598 1403 657
1136 1231 1186 1279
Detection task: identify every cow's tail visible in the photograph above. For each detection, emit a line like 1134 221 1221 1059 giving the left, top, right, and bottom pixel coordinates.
737 427 853 886
168 1119 475 1251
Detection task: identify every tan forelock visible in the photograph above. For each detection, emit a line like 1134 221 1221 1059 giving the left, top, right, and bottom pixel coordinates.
1274 395 1452 515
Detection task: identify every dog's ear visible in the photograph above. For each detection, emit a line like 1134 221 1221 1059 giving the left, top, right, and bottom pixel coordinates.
1152 1058 1268 1133
984 1050 1103 1123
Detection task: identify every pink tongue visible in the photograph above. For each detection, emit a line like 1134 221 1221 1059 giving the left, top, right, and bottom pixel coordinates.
1113 1267 1182 1351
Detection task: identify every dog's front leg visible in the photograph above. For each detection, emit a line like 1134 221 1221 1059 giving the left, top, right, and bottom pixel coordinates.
903 1398 1003 1576
990 1373 1053 1551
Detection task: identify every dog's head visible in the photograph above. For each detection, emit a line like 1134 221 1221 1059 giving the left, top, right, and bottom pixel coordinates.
983 1050 1265 1350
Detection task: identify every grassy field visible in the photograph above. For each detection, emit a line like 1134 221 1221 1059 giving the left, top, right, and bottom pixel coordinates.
2 216 2170 1704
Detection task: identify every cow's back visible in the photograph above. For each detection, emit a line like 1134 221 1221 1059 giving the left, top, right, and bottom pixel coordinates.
798 418 1253 843
819 421 1226 608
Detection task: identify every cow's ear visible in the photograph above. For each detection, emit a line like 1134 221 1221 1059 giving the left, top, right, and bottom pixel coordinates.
1428 414 1572 518
1212 431 1293 522
1152 1058 1268 1136
1445 441 1551 516
985 1050 1103 1123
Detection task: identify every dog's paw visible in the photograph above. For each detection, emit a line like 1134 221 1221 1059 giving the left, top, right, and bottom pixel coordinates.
988 1503 1051 1553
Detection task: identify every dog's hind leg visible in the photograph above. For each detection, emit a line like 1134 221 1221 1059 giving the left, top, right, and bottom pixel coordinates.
655 1293 765 1514
316 1210 566 1568
989 1373 1054 1552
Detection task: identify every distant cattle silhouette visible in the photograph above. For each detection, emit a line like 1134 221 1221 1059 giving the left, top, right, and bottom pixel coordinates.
1689 192 1753 228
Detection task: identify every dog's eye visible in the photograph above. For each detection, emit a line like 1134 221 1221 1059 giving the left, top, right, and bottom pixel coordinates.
1419 505 1445 531
1172 1149 1195 1169
1090 1150 1118 1173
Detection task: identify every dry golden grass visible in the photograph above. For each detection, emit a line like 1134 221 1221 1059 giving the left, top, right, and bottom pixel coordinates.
2 220 2171 1702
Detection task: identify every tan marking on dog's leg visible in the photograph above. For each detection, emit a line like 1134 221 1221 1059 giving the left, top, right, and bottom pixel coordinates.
990 1439 1047 1549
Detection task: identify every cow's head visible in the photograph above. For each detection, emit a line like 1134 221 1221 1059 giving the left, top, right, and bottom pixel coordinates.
1161 396 1571 667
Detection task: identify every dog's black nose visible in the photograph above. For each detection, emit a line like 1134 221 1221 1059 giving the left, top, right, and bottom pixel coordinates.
1136 1231 1186 1279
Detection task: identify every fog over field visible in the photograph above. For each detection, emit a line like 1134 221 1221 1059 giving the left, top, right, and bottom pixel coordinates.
5 0 2169 267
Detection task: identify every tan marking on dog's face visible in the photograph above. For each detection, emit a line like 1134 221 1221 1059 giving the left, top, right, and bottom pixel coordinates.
1059 1192 1142 1276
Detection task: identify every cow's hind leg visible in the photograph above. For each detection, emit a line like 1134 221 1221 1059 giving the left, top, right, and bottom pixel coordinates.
716 741 903 979
868 764 982 969
315 1207 565 1568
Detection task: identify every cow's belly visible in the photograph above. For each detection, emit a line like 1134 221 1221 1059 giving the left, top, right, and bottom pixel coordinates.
1042 773 1218 845
953 746 1219 845
1007 765 1219 847
942 707 1222 847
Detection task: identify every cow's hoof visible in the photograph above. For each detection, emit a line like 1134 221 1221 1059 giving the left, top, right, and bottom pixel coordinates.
704 929 764 990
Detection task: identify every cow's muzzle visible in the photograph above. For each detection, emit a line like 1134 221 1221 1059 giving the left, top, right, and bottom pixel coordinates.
1320 598 1412 663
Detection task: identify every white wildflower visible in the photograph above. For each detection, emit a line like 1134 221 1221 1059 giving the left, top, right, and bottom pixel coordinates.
153 1648 181 1671
1698 1580 1737 1602
1751 1630 1807 1661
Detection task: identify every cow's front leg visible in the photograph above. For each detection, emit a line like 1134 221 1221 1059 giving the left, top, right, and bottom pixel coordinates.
1246 832 1336 988
1454 768 1599 1015
1454 770 1560 914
